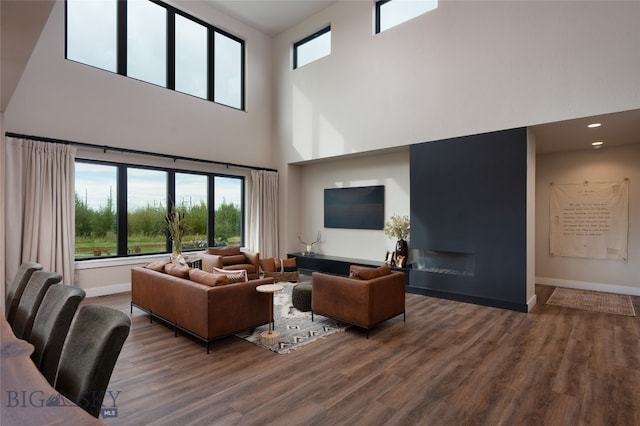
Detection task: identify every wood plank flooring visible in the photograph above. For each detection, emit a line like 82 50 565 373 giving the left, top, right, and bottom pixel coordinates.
83 285 640 425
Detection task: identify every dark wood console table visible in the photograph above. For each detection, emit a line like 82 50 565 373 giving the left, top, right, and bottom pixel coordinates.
287 253 410 285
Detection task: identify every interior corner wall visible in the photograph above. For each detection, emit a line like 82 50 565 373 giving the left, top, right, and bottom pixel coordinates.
274 0 640 165
293 149 410 261
535 144 640 295
410 128 529 311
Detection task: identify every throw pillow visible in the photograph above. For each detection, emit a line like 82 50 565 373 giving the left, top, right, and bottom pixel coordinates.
349 265 391 280
188 269 230 287
259 257 277 273
164 263 190 278
281 257 298 272
213 267 248 283
145 260 168 272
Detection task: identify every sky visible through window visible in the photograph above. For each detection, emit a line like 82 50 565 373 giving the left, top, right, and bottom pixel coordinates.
75 163 242 212
66 0 117 72
379 0 438 33
296 29 331 68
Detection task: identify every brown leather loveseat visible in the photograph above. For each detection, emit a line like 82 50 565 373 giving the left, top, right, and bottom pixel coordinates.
131 264 274 352
201 246 260 280
311 265 406 337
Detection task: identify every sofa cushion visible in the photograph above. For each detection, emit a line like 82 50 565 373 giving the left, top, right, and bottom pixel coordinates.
206 246 241 256
349 265 391 280
222 254 246 266
165 263 190 279
260 257 277 273
213 267 248 283
188 269 230 287
145 260 168 272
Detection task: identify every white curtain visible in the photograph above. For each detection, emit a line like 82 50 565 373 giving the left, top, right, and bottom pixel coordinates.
248 170 279 257
5 137 76 286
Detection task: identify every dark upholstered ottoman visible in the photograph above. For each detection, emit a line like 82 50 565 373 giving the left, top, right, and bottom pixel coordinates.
292 282 312 312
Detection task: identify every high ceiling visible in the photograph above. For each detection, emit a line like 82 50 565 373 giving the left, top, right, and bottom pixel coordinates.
2 0 639 154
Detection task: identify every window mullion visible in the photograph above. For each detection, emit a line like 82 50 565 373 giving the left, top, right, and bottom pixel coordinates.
117 0 127 75
117 166 128 256
208 29 215 102
167 9 175 90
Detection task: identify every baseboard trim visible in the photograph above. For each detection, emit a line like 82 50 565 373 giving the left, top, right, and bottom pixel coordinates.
406 286 529 313
536 277 640 296
83 282 131 298
527 294 537 312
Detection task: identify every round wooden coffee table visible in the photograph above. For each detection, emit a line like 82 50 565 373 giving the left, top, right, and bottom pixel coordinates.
256 284 284 345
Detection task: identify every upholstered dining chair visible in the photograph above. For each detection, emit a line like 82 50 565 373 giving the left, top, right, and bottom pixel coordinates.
55 305 131 418
11 271 63 340
29 284 86 385
5 261 43 324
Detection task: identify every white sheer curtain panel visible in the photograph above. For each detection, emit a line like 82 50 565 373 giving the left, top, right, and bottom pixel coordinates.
5 137 76 286
248 170 279 258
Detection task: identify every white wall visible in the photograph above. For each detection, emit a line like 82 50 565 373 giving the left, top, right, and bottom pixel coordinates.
4 0 275 169
294 149 410 262
274 1 640 165
536 144 640 295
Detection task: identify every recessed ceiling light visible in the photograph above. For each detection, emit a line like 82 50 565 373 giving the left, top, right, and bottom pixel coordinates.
588 123 601 128
592 141 604 146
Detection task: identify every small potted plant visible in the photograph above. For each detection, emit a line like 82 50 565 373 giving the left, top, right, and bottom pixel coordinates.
384 214 410 266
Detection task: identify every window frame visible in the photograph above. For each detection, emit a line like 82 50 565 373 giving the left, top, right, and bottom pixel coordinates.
293 25 331 70
375 0 438 34
74 158 246 260
65 0 245 110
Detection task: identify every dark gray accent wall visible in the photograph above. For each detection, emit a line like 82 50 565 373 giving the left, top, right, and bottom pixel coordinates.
409 127 528 311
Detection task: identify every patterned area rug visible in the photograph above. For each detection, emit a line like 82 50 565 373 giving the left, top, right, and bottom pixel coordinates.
236 282 348 354
546 287 636 317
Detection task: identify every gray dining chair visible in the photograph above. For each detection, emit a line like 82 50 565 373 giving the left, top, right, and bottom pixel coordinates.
11 271 63 340
29 284 86 385
5 261 43 324
55 305 131 418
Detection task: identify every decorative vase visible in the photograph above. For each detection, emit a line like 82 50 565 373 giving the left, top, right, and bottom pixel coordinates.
172 240 185 264
395 239 408 266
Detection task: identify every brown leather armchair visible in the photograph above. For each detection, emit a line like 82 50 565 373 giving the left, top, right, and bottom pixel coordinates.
311 265 406 337
201 246 260 280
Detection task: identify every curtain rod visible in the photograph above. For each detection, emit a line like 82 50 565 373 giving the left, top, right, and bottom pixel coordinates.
5 132 278 173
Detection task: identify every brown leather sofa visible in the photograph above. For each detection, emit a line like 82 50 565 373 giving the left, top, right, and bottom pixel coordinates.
201 247 260 280
311 265 406 337
131 265 274 352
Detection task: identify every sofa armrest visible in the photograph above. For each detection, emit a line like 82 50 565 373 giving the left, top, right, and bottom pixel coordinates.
201 253 223 272
243 250 260 268
367 271 406 325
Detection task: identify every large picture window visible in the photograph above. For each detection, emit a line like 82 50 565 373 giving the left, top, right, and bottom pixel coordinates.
74 160 245 260
65 0 245 110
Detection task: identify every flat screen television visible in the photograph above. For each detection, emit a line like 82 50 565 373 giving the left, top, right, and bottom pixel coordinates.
324 185 385 230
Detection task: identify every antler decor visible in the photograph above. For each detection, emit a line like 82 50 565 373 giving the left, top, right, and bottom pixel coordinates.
298 231 321 255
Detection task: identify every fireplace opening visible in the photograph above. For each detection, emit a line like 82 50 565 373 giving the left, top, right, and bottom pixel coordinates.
412 249 475 277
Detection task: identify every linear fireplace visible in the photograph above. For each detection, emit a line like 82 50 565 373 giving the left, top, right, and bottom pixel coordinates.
412 249 474 277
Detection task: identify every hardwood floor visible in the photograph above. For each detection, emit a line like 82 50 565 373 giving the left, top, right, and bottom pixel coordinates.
84 285 640 425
